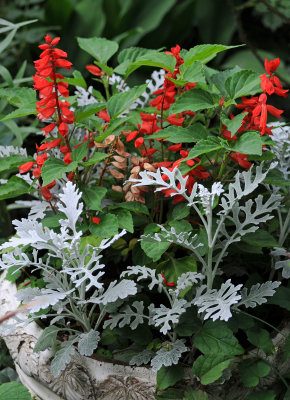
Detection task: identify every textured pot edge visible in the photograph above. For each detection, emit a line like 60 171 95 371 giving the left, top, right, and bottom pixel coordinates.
0 271 157 400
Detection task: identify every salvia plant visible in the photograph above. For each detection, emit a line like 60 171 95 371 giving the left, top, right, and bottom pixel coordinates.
0 33 289 398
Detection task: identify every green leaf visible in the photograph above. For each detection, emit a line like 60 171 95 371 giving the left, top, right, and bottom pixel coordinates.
0 28 17 55
0 382 31 400
107 84 147 118
246 327 273 354
80 152 110 167
242 230 278 248
71 143 88 162
247 391 275 400
238 359 271 387
184 44 241 66
193 354 234 385
0 176 31 200
141 239 170 262
283 335 290 362
77 37 119 64
171 203 190 220
210 66 241 96
0 154 34 173
232 131 262 155
42 213 66 228
63 70 87 89
175 308 202 337
114 209 134 233
157 256 196 283
225 70 261 99
0 103 37 121
41 158 78 186
115 47 155 75
150 123 208 142
75 103 106 123
268 286 290 311
171 89 219 114
5 266 21 283
221 113 246 137
180 61 206 85
194 320 244 356
0 87 36 107
81 186 107 211
183 388 208 400
157 365 184 391
155 388 184 400
183 137 222 161
129 51 176 74
89 213 119 238
109 201 149 215
34 326 59 352
264 169 290 187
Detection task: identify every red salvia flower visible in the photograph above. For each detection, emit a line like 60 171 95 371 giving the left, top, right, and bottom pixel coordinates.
19 161 35 174
33 35 74 140
86 64 105 76
161 272 176 287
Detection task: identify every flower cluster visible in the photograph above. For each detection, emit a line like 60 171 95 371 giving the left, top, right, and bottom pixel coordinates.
19 35 78 201
222 58 288 169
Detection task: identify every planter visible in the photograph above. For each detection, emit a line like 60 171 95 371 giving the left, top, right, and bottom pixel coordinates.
0 271 157 400
1 271 290 400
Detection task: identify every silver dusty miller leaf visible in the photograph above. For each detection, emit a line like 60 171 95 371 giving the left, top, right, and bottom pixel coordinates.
151 339 188 372
151 299 188 334
129 349 155 367
236 281 281 309
104 301 145 330
193 279 242 321
89 279 137 305
121 265 163 292
77 330 100 356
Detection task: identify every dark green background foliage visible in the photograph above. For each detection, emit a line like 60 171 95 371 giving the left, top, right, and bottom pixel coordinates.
1 0 290 81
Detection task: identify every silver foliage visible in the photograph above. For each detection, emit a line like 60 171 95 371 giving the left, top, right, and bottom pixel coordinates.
176 272 205 295
150 299 188 334
271 248 290 279
129 349 155 367
77 330 100 356
150 339 188 372
141 225 203 254
236 281 281 309
193 280 242 321
121 265 164 292
219 163 277 214
90 279 137 305
103 301 145 330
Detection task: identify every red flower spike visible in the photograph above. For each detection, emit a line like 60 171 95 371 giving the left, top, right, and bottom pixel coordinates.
33 34 75 152
92 217 101 224
68 172 74 181
19 161 35 174
161 272 176 287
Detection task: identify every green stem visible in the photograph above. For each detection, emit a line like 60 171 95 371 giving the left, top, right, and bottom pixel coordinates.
234 309 287 338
